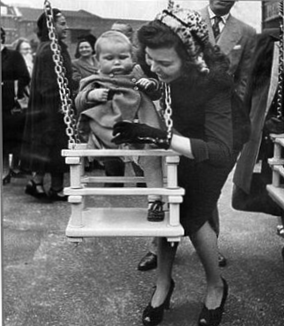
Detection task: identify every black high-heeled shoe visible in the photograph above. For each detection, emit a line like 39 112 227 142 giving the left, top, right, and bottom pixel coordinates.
25 180 47 199
47 188 68 201
2 173 11 185
198 278 228 326
142 279 175 326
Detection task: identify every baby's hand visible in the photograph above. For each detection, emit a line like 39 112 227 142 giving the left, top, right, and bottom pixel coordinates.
136 78 156 91
90 88 109 102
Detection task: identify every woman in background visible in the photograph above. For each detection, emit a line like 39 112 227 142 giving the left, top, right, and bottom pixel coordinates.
21 8 75 201
1 27 30 184
72 34 98 91
15 38 34 78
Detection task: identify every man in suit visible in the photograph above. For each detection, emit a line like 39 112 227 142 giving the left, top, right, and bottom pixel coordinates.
199 0 256 258
232 29 282 215
137 0 256 271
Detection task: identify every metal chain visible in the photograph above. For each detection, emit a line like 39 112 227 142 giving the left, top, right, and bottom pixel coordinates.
277 0 284 119
168 0 175 10
163 83 173 141
44 0 79 146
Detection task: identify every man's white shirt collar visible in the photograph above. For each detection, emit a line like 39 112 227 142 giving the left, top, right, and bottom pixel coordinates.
208 6 230 25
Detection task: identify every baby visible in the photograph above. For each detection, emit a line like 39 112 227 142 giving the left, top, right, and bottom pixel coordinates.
75 30 166 221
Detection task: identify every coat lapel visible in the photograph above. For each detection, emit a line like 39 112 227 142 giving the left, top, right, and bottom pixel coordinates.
217 15 242 55
199 7 216 45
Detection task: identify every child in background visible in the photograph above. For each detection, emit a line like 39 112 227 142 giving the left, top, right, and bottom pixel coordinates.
75 30 165 221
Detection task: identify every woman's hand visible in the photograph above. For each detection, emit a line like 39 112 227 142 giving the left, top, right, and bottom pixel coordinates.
111 120 171 149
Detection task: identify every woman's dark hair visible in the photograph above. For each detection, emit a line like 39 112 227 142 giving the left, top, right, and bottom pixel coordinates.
137 20 230 80
36 8 62 42
74 34 97 59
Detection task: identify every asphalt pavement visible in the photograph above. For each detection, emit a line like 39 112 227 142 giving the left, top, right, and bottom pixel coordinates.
2 167 284 326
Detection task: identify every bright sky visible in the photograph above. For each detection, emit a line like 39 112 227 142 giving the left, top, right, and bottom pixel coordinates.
4 0 262 31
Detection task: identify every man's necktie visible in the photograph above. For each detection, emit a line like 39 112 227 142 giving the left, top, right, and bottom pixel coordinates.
212 16 222 39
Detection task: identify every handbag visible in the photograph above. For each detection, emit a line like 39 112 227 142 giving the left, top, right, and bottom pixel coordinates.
11 80 29 115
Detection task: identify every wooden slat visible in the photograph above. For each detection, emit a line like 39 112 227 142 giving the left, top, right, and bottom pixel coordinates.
64 187 185 196
66 207 184 238
266 184 284 210
62 148 179 157
272 165 284 179
81 176 146 184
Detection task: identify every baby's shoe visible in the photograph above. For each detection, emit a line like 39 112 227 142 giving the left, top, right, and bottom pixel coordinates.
147 200 164 222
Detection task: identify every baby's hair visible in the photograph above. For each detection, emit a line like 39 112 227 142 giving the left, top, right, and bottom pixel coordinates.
95 30 133 58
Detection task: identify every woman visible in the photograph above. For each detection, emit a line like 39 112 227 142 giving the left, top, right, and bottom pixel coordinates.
112 7 233 326
72 34 98 90
1 27 30 184
15 38 34 78
21 8 74 201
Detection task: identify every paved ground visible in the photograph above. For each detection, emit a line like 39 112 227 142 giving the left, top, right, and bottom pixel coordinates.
2 168 284 326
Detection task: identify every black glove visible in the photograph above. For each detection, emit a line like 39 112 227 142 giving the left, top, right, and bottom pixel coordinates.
111 120 172 149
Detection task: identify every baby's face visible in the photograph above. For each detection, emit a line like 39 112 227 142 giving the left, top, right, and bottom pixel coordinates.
97 41 133 75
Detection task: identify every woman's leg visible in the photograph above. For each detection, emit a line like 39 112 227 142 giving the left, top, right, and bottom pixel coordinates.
32 172 45 185
150 237 178 307
140 156 164 221
190 221 224 309
47 172 67 201
140 155 163 203
50 172 64 191
104 158 125 187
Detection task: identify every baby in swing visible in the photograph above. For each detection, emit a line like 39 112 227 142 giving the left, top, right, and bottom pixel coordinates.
75 30 165 221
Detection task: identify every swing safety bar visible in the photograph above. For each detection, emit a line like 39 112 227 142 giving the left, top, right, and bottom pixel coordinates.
267 134 284 239
62 144 185 243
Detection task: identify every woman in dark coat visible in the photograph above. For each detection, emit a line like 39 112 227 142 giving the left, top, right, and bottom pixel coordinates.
1 27 30 183
112 7 233 326
22 8 74 201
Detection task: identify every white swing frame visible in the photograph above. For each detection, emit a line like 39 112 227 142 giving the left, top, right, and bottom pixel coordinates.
43 0 185 243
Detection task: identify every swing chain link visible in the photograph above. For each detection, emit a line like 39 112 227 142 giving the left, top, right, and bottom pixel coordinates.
168 0 175 10
44 0 79 147
164 84 173 142
277 0 284 119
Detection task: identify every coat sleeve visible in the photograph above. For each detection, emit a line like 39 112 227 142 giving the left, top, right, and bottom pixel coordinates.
34 44 62 107
3 51 30 98
190 86 233 166
234 26 257 102
75 75 101 114
72 60 82 88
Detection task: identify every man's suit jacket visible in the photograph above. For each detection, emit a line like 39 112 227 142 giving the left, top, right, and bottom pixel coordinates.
233 29 279 194
200 6 256 150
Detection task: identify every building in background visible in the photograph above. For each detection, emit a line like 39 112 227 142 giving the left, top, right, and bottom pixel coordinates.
0 1 147 56
1 1 282 56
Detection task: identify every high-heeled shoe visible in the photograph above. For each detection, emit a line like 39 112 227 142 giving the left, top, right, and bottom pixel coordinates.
198 278 228 326
142 279 175 326
47 188 68 201
2 173 11 185
25 180 47 199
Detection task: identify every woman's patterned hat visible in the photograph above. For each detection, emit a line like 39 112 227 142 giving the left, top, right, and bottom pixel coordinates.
156 7 209 73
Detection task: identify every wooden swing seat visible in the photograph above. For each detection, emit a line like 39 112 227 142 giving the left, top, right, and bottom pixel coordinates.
267 133 284 238
62 144 185 243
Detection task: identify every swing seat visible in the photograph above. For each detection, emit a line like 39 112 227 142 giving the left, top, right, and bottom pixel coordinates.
62 144 185 243
267 133 284 239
